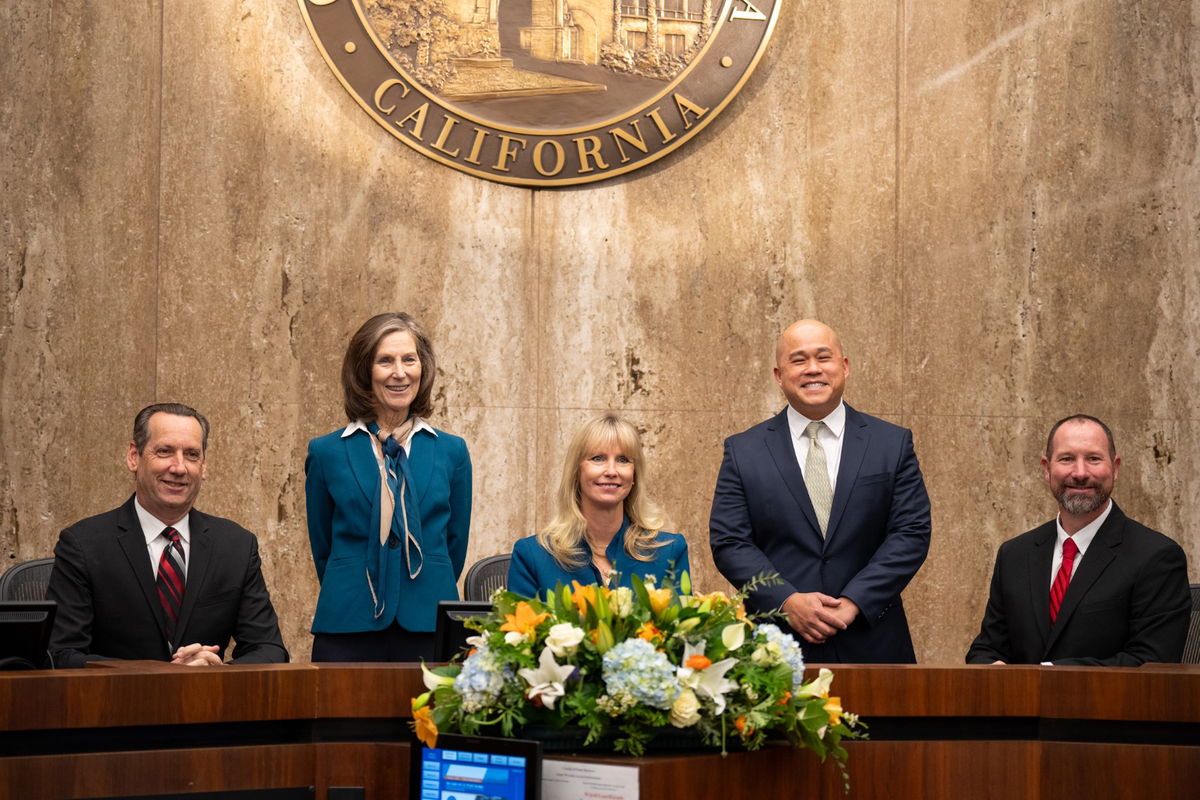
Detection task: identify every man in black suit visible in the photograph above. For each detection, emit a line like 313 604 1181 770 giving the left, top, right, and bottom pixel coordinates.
967 415 1190 666
47 403 287 667
710 320 931 663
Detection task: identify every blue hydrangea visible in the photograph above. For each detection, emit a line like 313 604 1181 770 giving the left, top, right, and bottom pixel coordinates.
758 623 806 689
454 646 514 712
601 638 680 710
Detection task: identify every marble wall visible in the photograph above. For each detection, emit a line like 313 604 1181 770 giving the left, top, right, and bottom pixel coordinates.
3 0 1198 664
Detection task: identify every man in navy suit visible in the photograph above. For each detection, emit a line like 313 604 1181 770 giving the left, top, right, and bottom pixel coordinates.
967 415 1190 666
710 320 931 663
47 403 287 668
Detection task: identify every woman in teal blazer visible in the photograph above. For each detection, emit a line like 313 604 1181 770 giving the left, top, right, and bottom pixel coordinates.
507 413 688 598
306 312 471 661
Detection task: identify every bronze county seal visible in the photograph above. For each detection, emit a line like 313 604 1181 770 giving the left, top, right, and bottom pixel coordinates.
299 0 779 186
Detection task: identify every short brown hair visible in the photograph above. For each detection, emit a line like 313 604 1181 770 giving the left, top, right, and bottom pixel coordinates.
1045 414 1116 458
132 403 210 453
341 312 437 421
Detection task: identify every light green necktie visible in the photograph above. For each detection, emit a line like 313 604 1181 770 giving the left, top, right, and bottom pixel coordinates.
804 420 833 537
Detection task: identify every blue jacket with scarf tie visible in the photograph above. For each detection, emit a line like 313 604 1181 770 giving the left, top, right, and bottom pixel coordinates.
305 421 472 633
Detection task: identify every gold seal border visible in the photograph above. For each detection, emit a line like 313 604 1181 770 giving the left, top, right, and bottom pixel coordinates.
298 0 780 187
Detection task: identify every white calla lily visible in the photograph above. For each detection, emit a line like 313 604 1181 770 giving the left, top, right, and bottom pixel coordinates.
721 622 746 651
422 662 456 691
796 667 834 699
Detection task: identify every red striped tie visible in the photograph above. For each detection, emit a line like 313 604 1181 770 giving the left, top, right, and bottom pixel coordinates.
1049 537 1078 624
156 526 186 642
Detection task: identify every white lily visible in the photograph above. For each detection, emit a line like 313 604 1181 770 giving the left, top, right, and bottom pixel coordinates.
677 641 738 715
517 647 576 710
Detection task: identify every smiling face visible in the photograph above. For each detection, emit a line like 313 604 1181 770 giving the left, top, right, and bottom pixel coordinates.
371 330 422 425
773 320 850 420
577 437 635 514
127 412 207 525
1042 419 1120 520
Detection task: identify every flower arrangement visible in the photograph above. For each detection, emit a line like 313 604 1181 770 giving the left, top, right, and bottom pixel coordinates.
412 573 865 779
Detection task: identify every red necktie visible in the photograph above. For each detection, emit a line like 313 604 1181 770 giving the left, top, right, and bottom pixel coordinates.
156 526 186 642
1049 537 1078 624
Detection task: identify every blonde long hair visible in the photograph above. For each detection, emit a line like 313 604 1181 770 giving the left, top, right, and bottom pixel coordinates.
538 413 669 570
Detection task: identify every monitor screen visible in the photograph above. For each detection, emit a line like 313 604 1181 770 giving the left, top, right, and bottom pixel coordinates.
411 733 541 800
0 601 56 669
433 601 492 662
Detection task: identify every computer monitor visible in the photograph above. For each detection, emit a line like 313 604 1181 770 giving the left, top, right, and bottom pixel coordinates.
0 601 56 669
433 600 492 662
410 732 541 800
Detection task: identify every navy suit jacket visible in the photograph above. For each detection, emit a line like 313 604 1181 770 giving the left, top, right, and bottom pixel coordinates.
507 518 690 599
47 497 288 668
966 503 1190 666
710 405 931 663
305 423 471 634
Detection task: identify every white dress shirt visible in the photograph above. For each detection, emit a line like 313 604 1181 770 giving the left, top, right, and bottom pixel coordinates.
786 401 847 491
1050 499 1112 588
135 496 191 579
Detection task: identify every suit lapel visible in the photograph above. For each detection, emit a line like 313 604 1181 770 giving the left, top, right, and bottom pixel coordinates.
115 499 172 651
763 409 822 539
406 428 436 505
1025 524 1055 652
345 428 381 505
175 510 212 643
826 406 868 543
1045 508 1122 653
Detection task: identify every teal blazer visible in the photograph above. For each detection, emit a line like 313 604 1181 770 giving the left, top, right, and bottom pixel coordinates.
507 518 690 599
305 422 472 633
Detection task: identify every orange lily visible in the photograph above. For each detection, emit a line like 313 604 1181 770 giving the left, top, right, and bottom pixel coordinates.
570 581 600 616
412 701 438 748
685 654 712 670
637 621 663 642
734 715 753 736
500 601 549 636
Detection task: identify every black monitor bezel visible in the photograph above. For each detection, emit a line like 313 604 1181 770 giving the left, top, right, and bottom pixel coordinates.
0 600 56 669
432 600 493 662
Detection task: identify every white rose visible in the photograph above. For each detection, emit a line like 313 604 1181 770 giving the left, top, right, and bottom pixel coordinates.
751 642 782 667
544 623 585 657
505 630 528 646
669 688 702 728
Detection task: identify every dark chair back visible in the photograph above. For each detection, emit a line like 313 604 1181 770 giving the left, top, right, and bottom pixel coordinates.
1184 583 1200 664
0 558 55 602
464 554 511 602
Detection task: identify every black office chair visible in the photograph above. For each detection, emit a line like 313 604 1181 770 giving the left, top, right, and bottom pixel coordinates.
1183 583 1200 665
464 554 510 601
0 557 55 602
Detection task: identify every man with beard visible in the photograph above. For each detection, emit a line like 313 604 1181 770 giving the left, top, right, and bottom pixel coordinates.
967 415 1190 665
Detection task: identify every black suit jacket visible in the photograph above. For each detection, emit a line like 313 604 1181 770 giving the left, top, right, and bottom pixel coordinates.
966 503 1190 666
710 405 932 663
47 497 288 668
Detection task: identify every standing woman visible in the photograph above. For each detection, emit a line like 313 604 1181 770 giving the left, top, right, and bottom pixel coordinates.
507 413 688 598
306 312 471 661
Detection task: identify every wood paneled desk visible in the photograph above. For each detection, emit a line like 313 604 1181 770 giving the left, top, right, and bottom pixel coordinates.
1 663 1197 799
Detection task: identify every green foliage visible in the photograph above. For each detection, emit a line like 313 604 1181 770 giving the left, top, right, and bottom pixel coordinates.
415 572 867 786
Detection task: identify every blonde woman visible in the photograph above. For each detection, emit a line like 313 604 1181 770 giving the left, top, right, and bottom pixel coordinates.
507 413 688 598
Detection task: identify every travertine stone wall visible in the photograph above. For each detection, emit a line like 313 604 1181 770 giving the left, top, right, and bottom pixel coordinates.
3 1 1197 663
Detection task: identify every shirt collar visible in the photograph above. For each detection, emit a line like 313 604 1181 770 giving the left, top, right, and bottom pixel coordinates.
1055 498 1113 555
341 417 437 439
134 495 191 545
787 401 846 440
